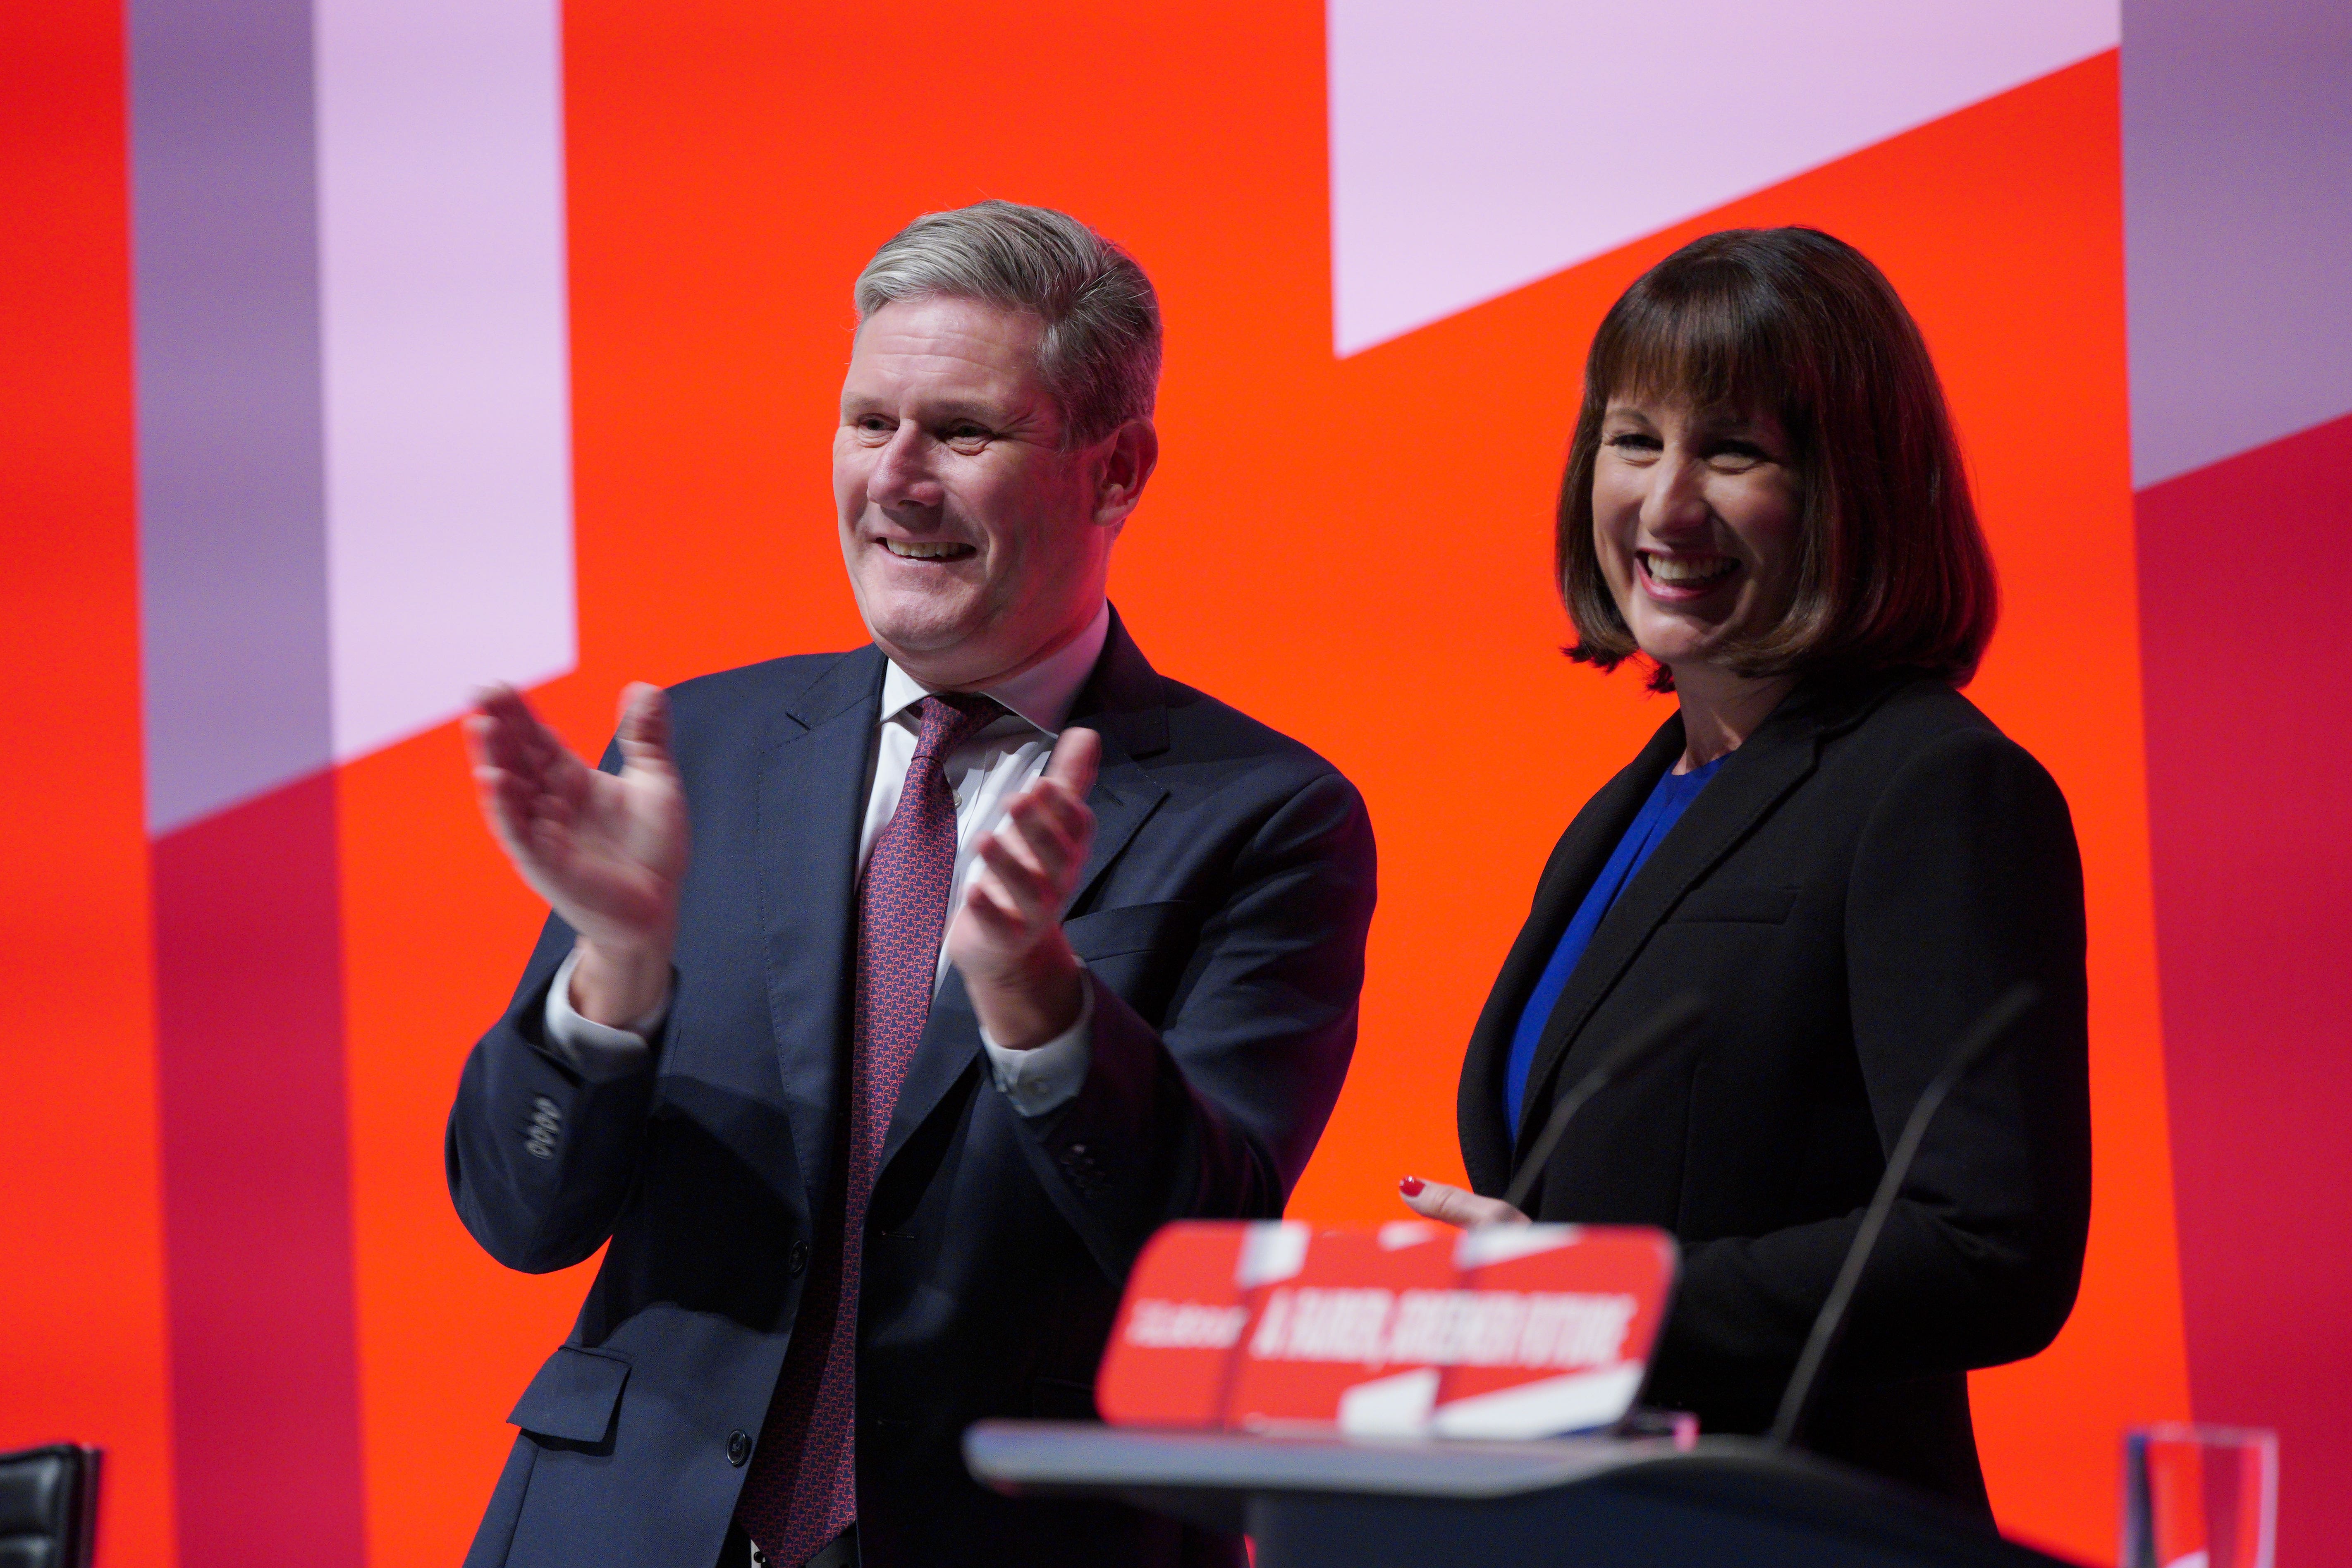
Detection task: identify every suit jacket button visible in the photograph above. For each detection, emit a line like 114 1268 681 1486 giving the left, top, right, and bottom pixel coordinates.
787 1240 810 1276
727 1430 752 1466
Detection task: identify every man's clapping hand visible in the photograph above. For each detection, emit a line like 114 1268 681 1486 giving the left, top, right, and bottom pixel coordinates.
946 726 1101 1050
464 682 689 1027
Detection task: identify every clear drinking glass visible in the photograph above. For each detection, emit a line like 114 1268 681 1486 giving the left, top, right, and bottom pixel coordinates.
2121 1423 2277 1568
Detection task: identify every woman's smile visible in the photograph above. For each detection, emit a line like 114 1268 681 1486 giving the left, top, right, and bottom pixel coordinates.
1636 548 1742 599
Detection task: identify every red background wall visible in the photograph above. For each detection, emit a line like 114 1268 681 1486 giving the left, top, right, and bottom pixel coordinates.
0 2 178 1563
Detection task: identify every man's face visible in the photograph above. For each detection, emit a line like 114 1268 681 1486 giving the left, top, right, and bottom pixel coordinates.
834 294 1149 689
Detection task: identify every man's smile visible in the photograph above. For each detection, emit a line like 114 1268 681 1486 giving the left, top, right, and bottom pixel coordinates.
883 537 978 562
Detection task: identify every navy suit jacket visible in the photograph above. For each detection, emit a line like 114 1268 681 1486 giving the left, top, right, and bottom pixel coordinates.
449 613 1376 1568
1458 670 2090 1511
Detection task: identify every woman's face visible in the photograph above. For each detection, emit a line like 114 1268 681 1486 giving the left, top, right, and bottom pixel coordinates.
1591 395 1804 676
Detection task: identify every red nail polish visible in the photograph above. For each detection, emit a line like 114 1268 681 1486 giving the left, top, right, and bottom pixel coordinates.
1398 1176 1424 1196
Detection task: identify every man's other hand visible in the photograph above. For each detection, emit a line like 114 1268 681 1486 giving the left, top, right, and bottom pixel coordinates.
464 682 688 1026
947 726 1101 1049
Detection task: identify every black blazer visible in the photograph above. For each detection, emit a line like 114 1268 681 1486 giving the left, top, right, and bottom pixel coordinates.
448 612 1376 1568
1458 670 2089 1511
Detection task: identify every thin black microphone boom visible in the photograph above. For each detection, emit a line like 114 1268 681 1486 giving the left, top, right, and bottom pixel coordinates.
1767 981 2043 1448
1502 993 1707 1214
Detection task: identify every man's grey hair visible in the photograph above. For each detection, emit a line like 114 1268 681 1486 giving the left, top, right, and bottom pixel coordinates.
854 200 1162 446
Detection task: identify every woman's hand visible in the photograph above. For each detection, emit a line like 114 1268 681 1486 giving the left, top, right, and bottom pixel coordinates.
1398 1176 1530 1229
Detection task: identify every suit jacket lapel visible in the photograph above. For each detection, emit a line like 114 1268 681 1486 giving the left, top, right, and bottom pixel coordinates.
1458 715 1683 1194
757 646 886 1208
881 606 1171 1173
1506 672 1913 1179
1061 609 1170 911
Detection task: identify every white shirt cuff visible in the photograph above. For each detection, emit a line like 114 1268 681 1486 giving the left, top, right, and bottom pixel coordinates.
542 945 671 1081
980 968 1094 1117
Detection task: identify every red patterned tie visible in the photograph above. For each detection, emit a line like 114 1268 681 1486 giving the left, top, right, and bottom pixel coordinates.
735 693 1001 1565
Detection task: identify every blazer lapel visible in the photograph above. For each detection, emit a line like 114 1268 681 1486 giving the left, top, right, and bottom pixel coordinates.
1061 609 1171 911
757 647 886 1208
1507 674 1898 1177
1458 716 1683 1194
881 606 1171 1174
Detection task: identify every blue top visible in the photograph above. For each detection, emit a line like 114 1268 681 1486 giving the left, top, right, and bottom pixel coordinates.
1503 755 1728 1135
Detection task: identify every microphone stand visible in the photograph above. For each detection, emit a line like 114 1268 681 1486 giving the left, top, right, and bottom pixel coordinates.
1503 993 1708 1214
1766 981 2043 1448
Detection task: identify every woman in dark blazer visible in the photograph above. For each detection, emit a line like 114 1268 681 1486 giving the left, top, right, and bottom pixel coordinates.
1400 228 2091 1517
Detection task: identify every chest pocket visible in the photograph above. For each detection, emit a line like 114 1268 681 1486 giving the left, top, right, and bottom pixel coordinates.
1064 900 1198 1018
1063 899 1196 960
1671 883 1800 925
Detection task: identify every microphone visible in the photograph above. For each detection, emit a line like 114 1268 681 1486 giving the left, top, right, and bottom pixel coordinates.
1503 993 1707 1213
1767 981 2043 1448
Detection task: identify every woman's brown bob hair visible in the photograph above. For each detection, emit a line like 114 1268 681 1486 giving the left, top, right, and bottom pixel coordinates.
1559 227 1997 689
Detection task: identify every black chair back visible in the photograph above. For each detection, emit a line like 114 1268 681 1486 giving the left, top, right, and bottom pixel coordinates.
0 1445 100 1568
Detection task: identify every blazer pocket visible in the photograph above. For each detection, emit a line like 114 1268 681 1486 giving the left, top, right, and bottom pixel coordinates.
1063 900 1195 961
1672 884 1801 925
509 1345 630 1445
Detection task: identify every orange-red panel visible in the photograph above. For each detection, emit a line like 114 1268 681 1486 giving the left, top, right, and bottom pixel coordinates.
337 728 607 1568
0 2 179 1564
1287 55 2190 1560
332 7 2183 1562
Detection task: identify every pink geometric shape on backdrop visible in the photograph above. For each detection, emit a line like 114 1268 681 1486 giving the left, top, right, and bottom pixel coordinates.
1328 0 2119 355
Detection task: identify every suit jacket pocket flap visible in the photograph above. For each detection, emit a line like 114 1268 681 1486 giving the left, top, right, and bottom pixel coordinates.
1673 884 1800 924
509 1345 631 1443
1063 899 1194 960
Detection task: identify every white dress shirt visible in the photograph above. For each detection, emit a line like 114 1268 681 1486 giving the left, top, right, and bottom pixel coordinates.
541 602 1111 1118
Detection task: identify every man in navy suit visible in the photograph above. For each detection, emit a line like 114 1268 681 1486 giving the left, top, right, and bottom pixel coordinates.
447 201 1376 1568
